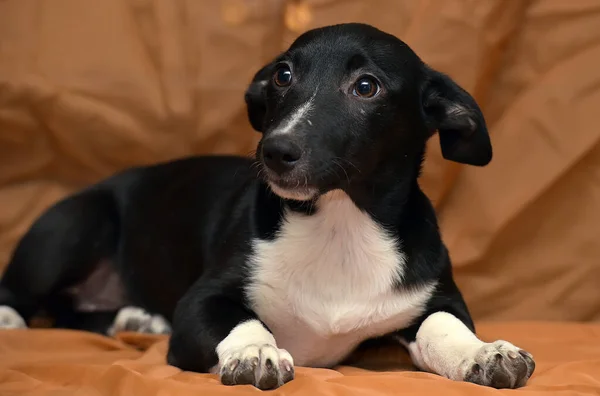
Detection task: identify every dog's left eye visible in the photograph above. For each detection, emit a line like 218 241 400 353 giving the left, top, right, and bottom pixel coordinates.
274 65 293 87
353 77 380 98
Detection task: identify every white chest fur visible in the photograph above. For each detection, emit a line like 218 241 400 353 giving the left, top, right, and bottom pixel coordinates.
246 191 435 367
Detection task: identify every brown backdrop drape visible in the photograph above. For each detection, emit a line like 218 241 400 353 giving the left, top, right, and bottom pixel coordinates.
1 0 599 324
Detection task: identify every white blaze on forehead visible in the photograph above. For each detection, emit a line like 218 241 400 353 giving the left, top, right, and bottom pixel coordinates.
271 91 317 136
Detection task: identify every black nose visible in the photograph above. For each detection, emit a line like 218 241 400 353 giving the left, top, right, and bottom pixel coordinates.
262 137 303 174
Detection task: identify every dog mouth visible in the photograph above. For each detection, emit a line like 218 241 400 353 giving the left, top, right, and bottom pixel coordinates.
264 173 318 201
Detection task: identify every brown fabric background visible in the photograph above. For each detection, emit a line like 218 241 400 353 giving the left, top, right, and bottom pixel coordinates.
2 0 599 322
1 0 600 394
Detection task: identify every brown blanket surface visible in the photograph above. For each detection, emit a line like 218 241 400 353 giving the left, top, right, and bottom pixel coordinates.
1 323 599 395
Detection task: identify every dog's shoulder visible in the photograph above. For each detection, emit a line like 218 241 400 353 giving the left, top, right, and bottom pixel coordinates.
389 186 450 286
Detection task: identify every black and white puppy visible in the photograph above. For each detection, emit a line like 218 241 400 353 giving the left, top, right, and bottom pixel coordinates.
0 23 534 390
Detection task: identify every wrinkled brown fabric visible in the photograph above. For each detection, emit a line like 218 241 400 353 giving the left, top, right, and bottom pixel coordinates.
1 0 600 394
1 323 600 395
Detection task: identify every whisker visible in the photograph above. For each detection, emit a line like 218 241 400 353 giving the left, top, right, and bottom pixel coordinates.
332 158 351 186
257 168 266 180
342 158 361 174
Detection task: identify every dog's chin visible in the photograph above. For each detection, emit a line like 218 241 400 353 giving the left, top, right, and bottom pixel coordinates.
267 181 319 201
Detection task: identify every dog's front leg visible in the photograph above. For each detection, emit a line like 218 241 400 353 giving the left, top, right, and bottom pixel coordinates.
405 312 535 388
167 291 294 390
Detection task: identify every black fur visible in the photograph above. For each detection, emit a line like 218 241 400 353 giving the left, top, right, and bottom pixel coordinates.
1 23 492 383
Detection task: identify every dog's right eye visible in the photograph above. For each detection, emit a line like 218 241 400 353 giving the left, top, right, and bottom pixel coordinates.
353 77 380 98
274 65 292 87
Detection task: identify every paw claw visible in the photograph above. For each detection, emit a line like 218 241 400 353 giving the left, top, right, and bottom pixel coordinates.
229 359 240 371
519 349 533 359
519 349 536 377
219 344 294 390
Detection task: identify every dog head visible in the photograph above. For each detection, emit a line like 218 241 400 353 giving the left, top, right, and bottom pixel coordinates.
245 23 491 201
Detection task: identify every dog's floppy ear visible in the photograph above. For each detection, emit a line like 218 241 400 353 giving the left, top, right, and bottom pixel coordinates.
421 66 492 166
244 62 275 132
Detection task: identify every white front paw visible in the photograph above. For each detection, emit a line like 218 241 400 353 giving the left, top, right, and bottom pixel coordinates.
0 306 26 329
459 340 535 388
219 344 294 390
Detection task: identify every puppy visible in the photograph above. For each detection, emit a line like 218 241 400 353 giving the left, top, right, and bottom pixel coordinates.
0 23 534 390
